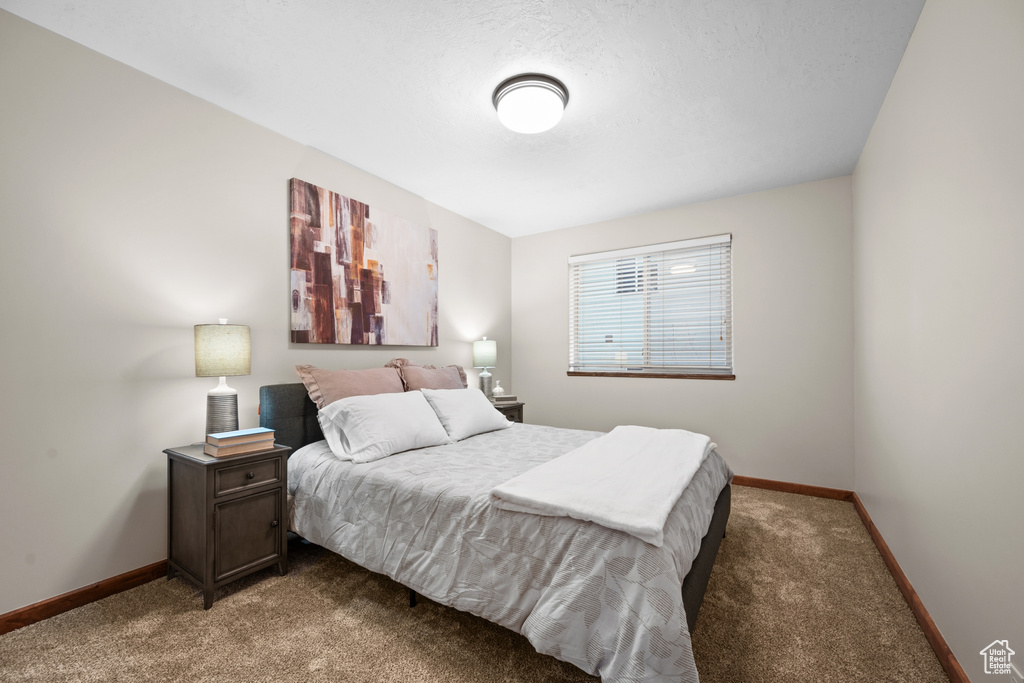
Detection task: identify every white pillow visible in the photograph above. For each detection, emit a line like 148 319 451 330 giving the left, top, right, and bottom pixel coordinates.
421 388 513 441
318 391 451 463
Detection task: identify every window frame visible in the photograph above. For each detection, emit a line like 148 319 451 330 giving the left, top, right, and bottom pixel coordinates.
567 234 735 381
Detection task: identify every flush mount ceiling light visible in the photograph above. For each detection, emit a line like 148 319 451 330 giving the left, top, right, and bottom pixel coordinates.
492 74 569 134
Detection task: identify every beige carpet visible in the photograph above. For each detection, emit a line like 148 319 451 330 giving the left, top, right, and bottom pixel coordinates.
0 486 949 682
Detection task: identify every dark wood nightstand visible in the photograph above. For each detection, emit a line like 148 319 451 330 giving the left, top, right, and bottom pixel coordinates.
493 401 524 423
165 443 291 609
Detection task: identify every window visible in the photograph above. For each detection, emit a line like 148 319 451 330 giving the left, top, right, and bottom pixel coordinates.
568 234 733 379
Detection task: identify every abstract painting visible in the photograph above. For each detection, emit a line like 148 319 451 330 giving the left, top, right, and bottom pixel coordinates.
289 178 438 346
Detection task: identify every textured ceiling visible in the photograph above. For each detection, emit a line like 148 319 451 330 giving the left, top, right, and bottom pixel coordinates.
0 0 925 237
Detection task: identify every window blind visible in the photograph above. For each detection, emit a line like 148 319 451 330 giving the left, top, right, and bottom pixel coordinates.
568 234 733 376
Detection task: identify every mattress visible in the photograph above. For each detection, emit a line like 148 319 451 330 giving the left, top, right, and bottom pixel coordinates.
288 422 732 682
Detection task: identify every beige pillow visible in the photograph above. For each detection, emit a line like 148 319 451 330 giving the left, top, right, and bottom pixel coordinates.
385 358 468 391
400 365 467 391
295 365 405 409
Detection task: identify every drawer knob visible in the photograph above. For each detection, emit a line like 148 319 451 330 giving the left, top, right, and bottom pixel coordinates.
270 520 279 528
246 472 255 480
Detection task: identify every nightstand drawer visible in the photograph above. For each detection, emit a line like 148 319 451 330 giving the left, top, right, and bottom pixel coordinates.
215 458 281 497
493 402 524 423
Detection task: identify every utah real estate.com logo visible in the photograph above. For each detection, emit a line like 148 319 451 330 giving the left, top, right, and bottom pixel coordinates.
980 640 1015 676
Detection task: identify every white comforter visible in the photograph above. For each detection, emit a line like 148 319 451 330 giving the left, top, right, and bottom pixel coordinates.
491 425 714 546
289 423 732 682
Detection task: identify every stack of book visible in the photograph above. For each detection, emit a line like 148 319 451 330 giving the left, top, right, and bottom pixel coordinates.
491 394 518 403
204 427 275 457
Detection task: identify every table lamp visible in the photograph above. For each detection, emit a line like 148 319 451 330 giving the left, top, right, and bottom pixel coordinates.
195 319 251 436
473 337 497 397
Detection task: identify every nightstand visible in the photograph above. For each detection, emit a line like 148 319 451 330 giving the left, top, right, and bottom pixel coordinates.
165 443 291 609
493 401 524 423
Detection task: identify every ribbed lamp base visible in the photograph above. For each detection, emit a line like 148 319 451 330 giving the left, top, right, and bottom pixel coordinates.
479 373 493 398
206 394 239 436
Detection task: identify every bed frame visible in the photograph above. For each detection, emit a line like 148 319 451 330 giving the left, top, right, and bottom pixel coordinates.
259 382 729 633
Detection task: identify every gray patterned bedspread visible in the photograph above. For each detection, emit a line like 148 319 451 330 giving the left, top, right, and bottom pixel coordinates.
288 423 732 682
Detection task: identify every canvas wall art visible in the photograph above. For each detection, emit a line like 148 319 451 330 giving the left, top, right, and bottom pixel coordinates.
289 178 439 346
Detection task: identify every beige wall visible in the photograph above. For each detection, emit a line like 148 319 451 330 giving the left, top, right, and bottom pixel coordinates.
511 177 854 489
853 0 1024 677
0 11 511 615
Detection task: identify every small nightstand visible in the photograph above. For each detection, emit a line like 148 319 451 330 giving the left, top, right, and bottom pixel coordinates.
493 401 524 423
165 443 291 609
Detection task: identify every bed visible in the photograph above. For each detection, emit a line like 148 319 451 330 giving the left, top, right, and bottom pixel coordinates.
260 382 732 682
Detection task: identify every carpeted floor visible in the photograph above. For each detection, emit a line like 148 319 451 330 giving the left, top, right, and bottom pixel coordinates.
0 486 949 682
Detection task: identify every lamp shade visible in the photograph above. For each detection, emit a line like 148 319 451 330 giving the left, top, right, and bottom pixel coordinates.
472 337 497 369
195 323 251 377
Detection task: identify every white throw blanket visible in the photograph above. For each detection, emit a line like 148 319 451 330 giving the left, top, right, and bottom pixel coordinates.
491 425 714 547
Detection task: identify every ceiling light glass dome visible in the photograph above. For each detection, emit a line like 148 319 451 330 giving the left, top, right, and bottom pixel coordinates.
492 74 569 134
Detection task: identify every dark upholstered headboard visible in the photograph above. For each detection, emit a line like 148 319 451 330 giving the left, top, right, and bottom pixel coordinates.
259 383 324 452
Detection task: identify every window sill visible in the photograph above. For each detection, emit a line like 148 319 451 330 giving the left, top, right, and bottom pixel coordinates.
567 371 735 381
